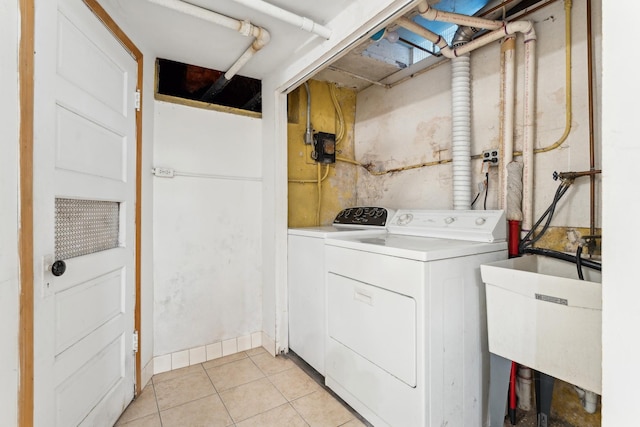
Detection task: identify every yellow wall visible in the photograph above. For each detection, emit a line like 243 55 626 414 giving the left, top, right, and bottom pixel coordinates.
287 80 358 227
533 226 602 257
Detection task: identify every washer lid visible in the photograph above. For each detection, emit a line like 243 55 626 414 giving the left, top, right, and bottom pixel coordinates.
325 234 507 261
287 226 387 239
387 209 506 242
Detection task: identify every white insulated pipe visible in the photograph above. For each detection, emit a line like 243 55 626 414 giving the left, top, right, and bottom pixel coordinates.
228 0 331 39
224 26 270 80
396 18 534 60
417 0 503 31
500 36 516 211
147 0 270 83
149 0 245 31
521 37 537 230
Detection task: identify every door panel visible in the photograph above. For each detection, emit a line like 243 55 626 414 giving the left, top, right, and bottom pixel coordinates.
55 106 126 181
33 0 137 425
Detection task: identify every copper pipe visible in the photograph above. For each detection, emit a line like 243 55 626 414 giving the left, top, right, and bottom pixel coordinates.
555 169 601 182
587 0 596 239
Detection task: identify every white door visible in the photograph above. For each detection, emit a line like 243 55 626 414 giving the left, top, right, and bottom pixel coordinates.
33 0 138 425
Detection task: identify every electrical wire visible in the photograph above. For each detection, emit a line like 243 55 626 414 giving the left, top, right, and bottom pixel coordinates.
483 172 489 210
316 163 322 225
471 191 481 207
328 83 345 144
288 165 330 183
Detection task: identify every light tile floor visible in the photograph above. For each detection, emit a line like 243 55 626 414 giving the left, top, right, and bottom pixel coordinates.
115 347 370 427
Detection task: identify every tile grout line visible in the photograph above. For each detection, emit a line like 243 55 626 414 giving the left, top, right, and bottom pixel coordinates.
201 357 237 426
150 378 164 427
254 353 312 426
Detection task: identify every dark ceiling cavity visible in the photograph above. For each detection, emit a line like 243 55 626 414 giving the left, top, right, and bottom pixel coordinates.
156 58 262 113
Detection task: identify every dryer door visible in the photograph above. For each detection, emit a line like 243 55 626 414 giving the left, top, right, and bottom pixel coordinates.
327 273 417 386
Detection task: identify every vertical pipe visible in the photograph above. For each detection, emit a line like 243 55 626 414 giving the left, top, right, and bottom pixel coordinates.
522 35 537 231
500 37 516 210
586 0 596 239
451 54 472 210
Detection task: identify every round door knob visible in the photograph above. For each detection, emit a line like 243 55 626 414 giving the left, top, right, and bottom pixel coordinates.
51 260 66 277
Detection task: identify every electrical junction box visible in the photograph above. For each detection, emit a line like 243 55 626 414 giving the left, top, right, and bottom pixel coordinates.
483 148 499 166
312 132 336 164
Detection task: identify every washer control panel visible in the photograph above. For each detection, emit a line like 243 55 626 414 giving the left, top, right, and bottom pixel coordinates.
333 207 395 227
387 209 506 242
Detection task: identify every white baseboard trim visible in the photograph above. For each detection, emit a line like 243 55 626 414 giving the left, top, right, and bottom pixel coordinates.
152 331 265 375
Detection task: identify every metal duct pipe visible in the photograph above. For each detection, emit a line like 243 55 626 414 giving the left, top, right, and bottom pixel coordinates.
228 0 331 39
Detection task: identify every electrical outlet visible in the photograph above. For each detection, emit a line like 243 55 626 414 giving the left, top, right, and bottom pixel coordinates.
152 167 175 178
482 149 499 166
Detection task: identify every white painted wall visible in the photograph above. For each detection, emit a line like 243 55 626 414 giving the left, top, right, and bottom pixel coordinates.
354 0 599 229
153 101 262 357
0 1 20 425
601 1 640 425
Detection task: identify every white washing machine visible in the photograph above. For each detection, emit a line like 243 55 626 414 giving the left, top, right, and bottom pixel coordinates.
287 207 394 375
324 209 508 427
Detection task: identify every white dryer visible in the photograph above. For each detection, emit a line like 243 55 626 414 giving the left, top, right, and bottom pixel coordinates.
324 209 508 427
287 207 394 375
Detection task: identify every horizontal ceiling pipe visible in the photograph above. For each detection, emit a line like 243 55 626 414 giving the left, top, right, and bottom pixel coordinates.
396 17 534 58
228 0 331 39
416 0 504 31
148 0 245 32
147 0 270 101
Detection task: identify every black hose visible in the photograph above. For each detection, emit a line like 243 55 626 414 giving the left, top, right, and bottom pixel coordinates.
576 245 585 280
483 172 489 210
519 182 571 252
522 247 601 271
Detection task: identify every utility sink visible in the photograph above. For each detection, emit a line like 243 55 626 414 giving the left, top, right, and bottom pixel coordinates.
481 254 602 394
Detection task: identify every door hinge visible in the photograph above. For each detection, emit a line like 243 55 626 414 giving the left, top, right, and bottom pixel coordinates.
133 330 139 353
135 89 141 111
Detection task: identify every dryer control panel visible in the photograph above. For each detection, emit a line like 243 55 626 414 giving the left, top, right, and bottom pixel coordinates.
388 209 506 242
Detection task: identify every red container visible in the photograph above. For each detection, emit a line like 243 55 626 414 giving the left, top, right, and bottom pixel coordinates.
508 220 522 258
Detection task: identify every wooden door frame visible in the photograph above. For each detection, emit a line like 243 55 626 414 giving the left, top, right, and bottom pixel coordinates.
18 1 144 424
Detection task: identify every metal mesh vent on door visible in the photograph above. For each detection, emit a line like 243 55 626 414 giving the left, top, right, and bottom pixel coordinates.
55 198 120 260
